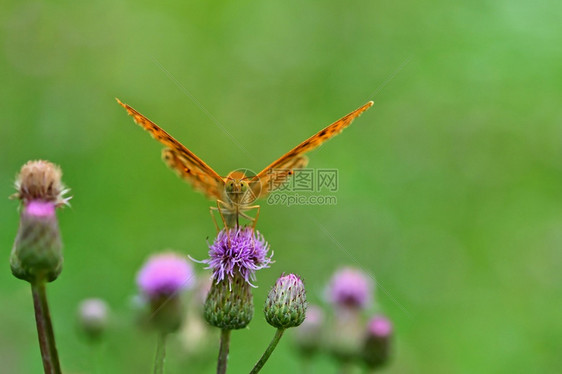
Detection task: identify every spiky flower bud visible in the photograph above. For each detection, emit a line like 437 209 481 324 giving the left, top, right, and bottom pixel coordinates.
362 315 393 369
294 305 324 356
10 161 70 283
264 274 307 329
204 275 254 329
77 298 109 340
136 252 195 334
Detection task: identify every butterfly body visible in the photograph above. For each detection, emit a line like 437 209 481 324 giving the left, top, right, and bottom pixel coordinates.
218 171 258 228
117 98 373 230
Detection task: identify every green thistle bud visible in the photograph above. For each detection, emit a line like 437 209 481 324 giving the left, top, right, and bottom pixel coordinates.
204 275 254 330
10 160 70 283
11 201 63 282
264 274 307 329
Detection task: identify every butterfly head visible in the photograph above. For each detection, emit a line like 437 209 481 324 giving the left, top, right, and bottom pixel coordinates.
224 170 256 205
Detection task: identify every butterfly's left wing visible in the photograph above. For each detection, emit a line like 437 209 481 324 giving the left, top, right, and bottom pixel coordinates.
249 101 374 199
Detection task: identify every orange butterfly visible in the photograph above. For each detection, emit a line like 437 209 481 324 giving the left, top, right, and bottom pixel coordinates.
117 98 373 230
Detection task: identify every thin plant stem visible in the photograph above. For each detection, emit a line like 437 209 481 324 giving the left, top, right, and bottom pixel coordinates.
249 328 285 374
217 329 231 374
300 355 313 374
338 361 355 374
93 341 106 374
153 332 168 374
31 280 61 374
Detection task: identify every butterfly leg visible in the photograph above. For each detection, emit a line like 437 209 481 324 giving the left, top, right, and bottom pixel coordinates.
216 199 233 246
239 205 261 231
251 205 260 231
239 205 261 247
216 200 230 231
209 206 221 234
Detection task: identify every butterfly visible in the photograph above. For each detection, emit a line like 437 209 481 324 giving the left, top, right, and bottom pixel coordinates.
117 98 373 230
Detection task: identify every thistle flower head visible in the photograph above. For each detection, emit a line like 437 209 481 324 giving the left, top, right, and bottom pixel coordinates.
367 315 393 337
363 314 393 369
326 267 373 310
203 228 273 286
77 298 109 340
10 161 68 283
137 252 195 298
13 160 71 206
265 273 307 329
136 252 194 333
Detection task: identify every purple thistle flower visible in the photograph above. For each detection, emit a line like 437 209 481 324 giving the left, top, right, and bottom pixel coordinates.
363 314 393 368
137 252 195 298
26 200 56 217
12 160 71 206
326 267 373 310
202 228 273 286
10 161 69 283
367 315 393 337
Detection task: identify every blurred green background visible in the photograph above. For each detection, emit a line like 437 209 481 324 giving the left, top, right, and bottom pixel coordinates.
1 0 561 372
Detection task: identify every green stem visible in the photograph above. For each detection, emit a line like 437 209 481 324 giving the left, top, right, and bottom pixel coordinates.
338 360 354 374
217 329 231 374
153 332 168 374
300 355 313 374
250 328 285 374
31 280 61 374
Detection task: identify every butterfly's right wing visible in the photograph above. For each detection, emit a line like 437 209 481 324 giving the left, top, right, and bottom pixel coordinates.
248 155 309 200
117 99 224 199
249 101 373 199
